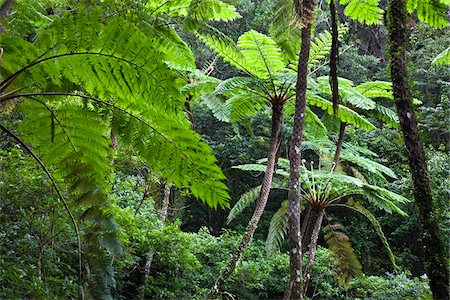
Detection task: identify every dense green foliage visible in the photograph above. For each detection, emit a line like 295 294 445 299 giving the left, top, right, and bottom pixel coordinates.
0 0 448 299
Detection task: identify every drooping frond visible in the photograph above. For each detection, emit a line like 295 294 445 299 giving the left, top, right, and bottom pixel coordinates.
406 0 449 28
112 108 230 208
237 30 286 79
198 26 252 73
336 201 399 269
362 184 409 216
323 224 363 287
307 93 376 130
432 46 450 65
266 200 289 255
227 185 262 224
339 0 384 25
201 94 231 122
0 14 230 208
354 81 393 100
315 77 377 110
225 93 270 122
143 25 196 70
341 152 398 181
269 0 302 61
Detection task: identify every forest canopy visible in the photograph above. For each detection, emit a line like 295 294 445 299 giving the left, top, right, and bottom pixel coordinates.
0 0 448 299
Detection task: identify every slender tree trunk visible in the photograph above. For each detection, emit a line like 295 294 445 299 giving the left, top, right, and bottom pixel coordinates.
139 183 171 299
302 208 324 294
285 3 317 296
333 122 346 168
206 102 284 300
388 1 449 299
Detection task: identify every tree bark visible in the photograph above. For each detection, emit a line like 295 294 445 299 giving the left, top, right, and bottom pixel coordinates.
206 102 284 300
285 0 317 295
329 0 339 116
302 208 324 294
387 0 449 299
332 122 346 169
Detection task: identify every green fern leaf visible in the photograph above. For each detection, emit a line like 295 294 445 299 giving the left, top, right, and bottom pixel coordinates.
227 185 262 224
266 200 289 255
432 46 450 65
406 0 449 28
237 30 285 79
307 93 376 130
340 0 384 25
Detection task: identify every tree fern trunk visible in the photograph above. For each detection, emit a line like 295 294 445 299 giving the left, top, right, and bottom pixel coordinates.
285 0 317 297
388 0 449 298
206 101 284 300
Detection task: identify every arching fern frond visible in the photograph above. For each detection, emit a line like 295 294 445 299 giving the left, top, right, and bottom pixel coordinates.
198 26 252 74
323 224 363 287
227 185 262 224
266 200 289 255
307 93 376 130
333 201 399 270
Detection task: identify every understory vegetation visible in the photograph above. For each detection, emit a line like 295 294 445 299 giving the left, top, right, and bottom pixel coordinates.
0 0 448 299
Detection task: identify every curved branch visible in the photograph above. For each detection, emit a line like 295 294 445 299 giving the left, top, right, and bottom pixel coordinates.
0 123 82 295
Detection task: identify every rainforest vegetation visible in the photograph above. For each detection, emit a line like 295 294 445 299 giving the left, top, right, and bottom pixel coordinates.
0 0 449 299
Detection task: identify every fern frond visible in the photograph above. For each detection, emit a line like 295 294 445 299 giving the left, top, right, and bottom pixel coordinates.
337 201 399 270
266 200 289 254
198 26 251 74
225 93 269 122
309 31 333 67
339 0 384 25
340 152 398 180
186 0 240 22
307 93 376 130
227 185 262 224
432 46 450 65
201 94 231 122
323 224 363 286
237 30 285 79
406 0 449 28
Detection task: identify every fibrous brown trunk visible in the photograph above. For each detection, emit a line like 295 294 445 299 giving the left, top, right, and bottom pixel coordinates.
388 0 449 299
285 0 317 295
207 102 284 299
